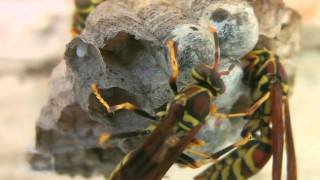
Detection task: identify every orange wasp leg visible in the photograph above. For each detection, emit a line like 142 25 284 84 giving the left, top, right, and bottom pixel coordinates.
178 133 252 169
210 132 253 159
91 83 156 120
212 91 271 120
98 129 153 147
185 149 212 159
189 138 206 147
187 132 250 160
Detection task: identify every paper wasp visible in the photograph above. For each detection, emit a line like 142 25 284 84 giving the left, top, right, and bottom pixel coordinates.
90 24 256 179
106 96 203 180
71 0 105 36
195 49 297 180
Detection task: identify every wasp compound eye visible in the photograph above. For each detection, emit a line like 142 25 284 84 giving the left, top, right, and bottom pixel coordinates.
191 64 211 83
191 64 225 95
209 70 225 94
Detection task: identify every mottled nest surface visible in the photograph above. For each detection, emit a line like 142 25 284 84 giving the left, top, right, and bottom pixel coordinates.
29 0 300 177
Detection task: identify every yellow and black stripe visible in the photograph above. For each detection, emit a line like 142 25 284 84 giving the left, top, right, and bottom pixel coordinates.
195 49 290 179
71 0 105 36
107 63 227 177
109 151 133 179
176 85 212 132
101 32 228 177
195 127 272 180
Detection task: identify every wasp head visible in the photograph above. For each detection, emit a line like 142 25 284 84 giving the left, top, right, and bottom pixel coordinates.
191 64 225 96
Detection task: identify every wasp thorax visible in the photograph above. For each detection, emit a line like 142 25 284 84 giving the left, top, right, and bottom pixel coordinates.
191 64 225 95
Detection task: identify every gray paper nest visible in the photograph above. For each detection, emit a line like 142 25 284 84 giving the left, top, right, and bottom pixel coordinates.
29 0 300 177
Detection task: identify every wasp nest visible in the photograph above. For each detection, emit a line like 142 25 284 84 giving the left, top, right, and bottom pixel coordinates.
30 0 300 177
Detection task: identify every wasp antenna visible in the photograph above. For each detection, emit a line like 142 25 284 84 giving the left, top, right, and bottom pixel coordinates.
209 25 220 70
166 39 179 94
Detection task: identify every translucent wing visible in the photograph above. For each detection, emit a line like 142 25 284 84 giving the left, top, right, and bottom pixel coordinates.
270 84 285 180
284 100 297 180
110 98 202 180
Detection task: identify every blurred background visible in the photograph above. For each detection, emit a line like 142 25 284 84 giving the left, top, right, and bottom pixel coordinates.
0 0 319 179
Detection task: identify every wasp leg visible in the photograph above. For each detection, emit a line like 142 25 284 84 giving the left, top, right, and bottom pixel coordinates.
91 83 156 120
206 133 253 163
185 149 212 159
185 133 253 168
210 133 253 160
177 133 252 169
212 92 271 120
176 153 214 169
177 143 240 169
189 138 206 147
98 129 153 147
166 39 179 94
218 62 236 76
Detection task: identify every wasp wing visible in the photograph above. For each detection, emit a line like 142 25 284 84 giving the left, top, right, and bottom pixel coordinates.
271 84 285 180
110 98 202 180
284 100 297 180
